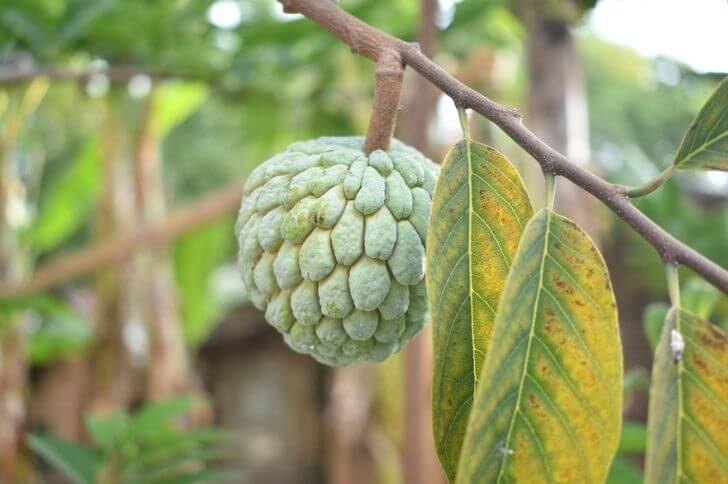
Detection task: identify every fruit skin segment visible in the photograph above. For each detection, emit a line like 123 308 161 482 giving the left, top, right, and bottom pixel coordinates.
236 136 438 366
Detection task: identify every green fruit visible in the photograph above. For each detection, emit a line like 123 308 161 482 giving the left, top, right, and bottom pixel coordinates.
236 136 438 366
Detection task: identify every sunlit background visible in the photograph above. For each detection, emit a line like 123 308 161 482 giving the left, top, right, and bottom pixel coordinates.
0 0 726 483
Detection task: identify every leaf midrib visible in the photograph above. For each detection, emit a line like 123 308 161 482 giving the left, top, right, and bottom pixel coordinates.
678 128 728 167
496 209 553 483
466 139 479 386
676 310 685 482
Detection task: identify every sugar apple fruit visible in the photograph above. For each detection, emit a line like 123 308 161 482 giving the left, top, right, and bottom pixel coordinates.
236 136 439 366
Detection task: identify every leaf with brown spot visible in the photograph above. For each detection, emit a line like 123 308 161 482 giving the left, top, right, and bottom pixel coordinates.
455 208 623 483
428 140 533 481
645 308 728 483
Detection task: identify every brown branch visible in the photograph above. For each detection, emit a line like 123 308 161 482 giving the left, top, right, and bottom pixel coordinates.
280 0 728 295
364 50 404 154
0 182 244 297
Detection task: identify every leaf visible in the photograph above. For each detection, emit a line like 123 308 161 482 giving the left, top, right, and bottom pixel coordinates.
673 77 728 171
644 308 728 483
643 302 670 351
26 295 92 365
121 429 230 475
456 208 622 483
86 411 129 450
146 468 238 484
173 220 234 344
121 448 225 484
27 138 101 253
27 433 101 484
152 82 207 138
622 367 649 410
619 421 647 454
681 277 719 319
606 456 642 484
427 140 533 480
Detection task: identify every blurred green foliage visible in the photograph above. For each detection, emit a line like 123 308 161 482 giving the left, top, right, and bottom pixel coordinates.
28 396 232 484
583 37 728 295
0 295 90 364
0 0 723 369
0 2 724 483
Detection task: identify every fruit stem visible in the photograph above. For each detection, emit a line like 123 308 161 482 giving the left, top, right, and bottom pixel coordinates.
364 50 404 154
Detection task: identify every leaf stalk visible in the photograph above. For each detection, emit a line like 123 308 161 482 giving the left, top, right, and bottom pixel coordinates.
625 164 678 198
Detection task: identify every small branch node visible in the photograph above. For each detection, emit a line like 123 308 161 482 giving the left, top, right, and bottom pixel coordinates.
280 0 300 14
408 41 422 53
505 106 521 119
345 23 362 55
364 50 404 154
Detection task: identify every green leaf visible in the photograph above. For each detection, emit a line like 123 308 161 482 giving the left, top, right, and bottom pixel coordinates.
86 411 129 450
645 308 728 483
121 448 225 484
173 220 234 344
673 77 728 171
427 140 533 480
152 82 207 138
27 433 101 484
623 367 649 395
643 302 670 352
0 295 91 363
146 468 238 484
129 396 193 429
619 421 647 454
622 367 649 410
456 209 623 483
27 297 92 365
27 138 101 253
121 429 230 475
606 456 642 484
681 277 719 319
123 396 197 443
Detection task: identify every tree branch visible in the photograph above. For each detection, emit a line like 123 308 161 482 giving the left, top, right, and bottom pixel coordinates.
0 182 244 297
280 0 728 295
364 50 404 154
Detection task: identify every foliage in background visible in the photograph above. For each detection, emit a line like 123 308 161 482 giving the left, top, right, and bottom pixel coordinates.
28 396 232 484
583 37 728 293
0 294 90 364
2 1 727 482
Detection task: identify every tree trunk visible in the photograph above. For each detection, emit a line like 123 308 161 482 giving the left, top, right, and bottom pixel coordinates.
87 98 139 413
0 80 47 481
0 167 27 481
523 9 601 237
397 1 445 483
131 90 192 402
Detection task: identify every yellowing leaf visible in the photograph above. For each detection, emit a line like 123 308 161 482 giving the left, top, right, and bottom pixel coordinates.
456 208 622 483
427 140 533 481
674 77 728 171
645 308 728 483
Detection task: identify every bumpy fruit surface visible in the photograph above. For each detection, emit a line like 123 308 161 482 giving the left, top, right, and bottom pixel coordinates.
236 136 438 366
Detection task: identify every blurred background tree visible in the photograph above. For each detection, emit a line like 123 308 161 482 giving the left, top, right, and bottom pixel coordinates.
0 0 725 482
